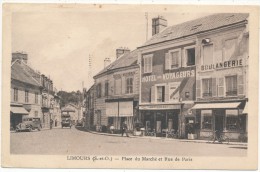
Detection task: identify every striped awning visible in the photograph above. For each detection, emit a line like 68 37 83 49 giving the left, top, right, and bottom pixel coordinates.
11 106 29 115
191 102 241 109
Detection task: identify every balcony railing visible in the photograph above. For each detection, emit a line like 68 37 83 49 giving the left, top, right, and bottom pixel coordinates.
202 92 212 97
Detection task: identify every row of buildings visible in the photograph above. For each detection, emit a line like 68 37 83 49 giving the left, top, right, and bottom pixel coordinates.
10 52 61 130
84 13 249 141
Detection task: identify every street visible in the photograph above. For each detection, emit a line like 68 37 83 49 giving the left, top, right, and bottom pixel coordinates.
10 127 247 156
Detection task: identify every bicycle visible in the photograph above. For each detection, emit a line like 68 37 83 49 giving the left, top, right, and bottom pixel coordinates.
207 130 230 144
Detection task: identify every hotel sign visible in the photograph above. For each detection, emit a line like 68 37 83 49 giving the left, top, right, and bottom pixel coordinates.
201 59 243 71
142 69 195 83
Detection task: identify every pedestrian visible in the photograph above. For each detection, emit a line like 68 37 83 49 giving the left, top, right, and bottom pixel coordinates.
110 123 115 134
50 119 53 130
55 119 57 127
121 121 129 137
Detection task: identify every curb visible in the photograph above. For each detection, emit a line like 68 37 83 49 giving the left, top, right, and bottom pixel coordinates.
84 128 247 146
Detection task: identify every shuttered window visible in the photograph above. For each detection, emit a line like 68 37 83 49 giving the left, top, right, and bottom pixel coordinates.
157 86 165 102
225 75 237 96
144 55 153 73
203 44 213 65
196 80 201 99
126 77 133 94
202 78 212 97
25 90 29 103
237 75 244 95
218 78 225 97
105 81 109 96
115 78 122 95
14 88 18 102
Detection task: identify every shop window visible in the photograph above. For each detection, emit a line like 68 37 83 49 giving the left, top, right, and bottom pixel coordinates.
202 78 212 97
14 88 18 102
115 78 122 95
226 110 238 131
143 55 153 73
201 110 212 130
126 77 133 94
35 92 38 104
225 75 237 96
203 44 213 65
25 90 29 103
157 86 165 102
186 48 195 66
108 117 114 125
105 81 109 96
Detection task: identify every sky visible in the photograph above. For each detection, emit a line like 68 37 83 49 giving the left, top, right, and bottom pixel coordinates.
12 5 211 92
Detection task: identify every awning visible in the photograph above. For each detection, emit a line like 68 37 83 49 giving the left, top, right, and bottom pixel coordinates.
106 102 118 117
242 103 248 114
11 106 29 115
106 101 134 117
191 102 241 109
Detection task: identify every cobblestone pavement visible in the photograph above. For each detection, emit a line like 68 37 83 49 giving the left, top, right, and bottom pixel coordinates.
10 126 247 156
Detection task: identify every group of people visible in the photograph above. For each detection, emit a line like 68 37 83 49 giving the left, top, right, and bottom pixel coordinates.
109 121 129 137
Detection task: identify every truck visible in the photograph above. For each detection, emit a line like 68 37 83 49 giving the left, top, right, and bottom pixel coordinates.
61 114 72 129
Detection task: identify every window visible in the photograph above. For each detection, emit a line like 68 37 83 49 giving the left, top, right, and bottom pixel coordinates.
186 48 195 66
225 75 237 96
35 92 38 104
226 110 238 131
115 78 122 95
35 111 38 117
224 38 237 61
203 44 213 65
143 55 153 73
126 77 133 94
202 78 212 97
96 83 102 98
157 86 165 102
25 90 29 103
105 81 109 96
14 88 18 102
170 51 180 68
201 110 212 130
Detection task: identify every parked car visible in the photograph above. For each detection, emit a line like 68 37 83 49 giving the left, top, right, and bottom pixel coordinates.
16 117 42 132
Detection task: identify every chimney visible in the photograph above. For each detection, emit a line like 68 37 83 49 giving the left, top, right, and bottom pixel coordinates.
152 16 167 36
12 52 28 64
116 47 130 59
104 57 111 68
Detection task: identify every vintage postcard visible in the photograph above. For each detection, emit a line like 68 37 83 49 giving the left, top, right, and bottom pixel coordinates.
1 3 259 170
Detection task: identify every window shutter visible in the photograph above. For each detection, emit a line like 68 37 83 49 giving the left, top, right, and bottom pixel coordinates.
183 49 187 67
196 80 201 99
165 53 170 70
238 75 244 95
212 78 217 97
178 50 182 67
165 85 169 102
218 77 225 97
151 86 155 103
122 77 126 94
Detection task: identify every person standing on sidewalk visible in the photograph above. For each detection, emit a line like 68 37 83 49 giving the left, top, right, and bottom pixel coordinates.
121 121 129 137
50 119 53 130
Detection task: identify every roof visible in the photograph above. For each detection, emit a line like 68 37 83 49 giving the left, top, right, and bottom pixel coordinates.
11 60 41 87
94 49 138 78
140 13 249 47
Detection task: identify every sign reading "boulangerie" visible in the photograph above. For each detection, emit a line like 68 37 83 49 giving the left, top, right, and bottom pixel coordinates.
201 59 243 71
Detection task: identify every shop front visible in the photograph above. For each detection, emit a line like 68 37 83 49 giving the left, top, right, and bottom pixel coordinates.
139 104 181 137
191 101 248 141
10 105 29 130
106 100 136 131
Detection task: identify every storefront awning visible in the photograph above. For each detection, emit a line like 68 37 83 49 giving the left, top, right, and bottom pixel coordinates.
11 106 29 115
242 103 248 114
106 101 133 117
191 102 241 109
106 102 118 117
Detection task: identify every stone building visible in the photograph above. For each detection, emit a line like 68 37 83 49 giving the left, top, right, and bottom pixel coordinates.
92 48 139 131
137 13 249 140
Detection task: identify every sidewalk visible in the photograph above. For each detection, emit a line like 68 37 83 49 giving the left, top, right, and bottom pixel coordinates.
85 128 248 146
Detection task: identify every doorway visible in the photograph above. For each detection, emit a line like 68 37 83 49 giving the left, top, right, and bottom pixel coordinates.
214 115 224 132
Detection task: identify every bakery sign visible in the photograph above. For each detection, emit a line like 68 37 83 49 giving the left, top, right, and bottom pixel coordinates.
201 59 243 71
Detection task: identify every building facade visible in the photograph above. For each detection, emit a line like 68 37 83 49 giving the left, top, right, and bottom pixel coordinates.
138 13 249 140
93 49 139 132
84 84 95 129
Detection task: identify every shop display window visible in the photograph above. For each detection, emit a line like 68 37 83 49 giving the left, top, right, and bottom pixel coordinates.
226 110 239 131
201 110 212 130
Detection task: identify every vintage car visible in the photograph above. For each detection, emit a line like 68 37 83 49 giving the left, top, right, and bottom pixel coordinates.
61 114 72 128
16 117 42 132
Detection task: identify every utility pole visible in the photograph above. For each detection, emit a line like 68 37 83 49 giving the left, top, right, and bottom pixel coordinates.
145 12 148 41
